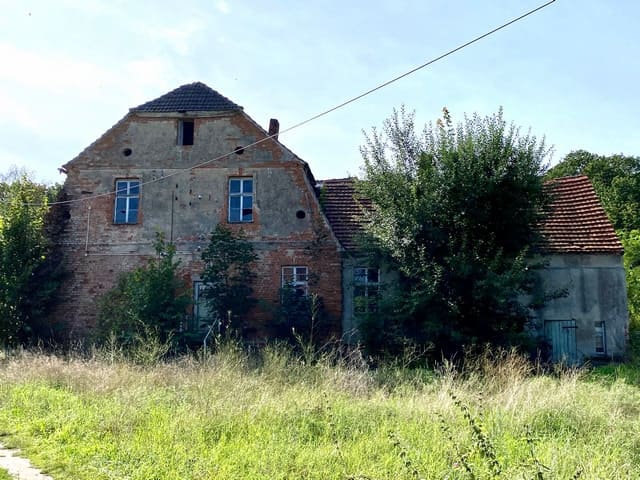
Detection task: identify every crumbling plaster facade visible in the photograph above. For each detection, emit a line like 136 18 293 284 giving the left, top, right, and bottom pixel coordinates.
534 253 627 361
53 93 342 339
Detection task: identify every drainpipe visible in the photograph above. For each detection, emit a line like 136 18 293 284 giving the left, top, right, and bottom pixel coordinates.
84 205 91 255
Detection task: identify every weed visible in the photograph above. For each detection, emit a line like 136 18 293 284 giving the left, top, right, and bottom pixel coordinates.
389 431 423 480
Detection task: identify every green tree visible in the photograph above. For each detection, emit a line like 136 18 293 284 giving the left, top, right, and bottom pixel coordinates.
200 225 257 330
358 107 550 355
0 170 64 346
96 233 191 347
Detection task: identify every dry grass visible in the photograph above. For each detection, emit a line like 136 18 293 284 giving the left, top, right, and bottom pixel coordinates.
0 344 638 479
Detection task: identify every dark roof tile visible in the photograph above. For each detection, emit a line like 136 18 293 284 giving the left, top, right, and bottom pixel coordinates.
130 82 241 113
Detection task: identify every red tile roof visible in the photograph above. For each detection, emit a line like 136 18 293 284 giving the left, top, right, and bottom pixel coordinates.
321 175 623 255
537 175 623 254
319 178 372 251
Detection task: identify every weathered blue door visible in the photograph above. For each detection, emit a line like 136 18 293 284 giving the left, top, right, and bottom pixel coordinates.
544 320 578 363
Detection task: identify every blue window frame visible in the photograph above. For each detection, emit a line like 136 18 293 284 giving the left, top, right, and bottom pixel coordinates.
229 178 253 222
114 180 140 224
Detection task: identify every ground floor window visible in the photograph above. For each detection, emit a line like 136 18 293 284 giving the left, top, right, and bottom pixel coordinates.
354 267 379 314
193 281 215 331
282 266 308 296
595 321 606 354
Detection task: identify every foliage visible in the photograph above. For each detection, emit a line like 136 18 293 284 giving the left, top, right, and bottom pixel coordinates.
95 232 191 349
200 224 257 330
619 230 640 360
358 107 550 355
0 169 65 346
0 348 637 478
277 282 314 337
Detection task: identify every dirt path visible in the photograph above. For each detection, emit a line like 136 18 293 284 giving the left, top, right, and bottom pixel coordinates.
0 444 54 480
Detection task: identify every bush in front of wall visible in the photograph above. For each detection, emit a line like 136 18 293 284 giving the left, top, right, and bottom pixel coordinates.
95 232 191 350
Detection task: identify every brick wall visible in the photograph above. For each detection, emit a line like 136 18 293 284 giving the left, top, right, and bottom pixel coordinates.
51 109 344 341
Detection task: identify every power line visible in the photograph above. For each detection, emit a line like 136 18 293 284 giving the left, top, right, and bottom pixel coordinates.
13 0 556 208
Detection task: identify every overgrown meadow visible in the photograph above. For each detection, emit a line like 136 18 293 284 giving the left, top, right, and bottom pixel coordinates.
0 343 639 479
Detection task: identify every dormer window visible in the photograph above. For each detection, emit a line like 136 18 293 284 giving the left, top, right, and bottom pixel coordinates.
178 120 194 146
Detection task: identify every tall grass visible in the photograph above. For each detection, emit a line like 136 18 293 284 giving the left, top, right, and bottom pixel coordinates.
0 344 638 479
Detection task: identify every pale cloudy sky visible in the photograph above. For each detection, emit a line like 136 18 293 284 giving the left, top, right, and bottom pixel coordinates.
0 0 638 184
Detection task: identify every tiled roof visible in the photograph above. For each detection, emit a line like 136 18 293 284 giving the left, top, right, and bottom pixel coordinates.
536 175 623 254
320 178 372 251
130 82 241 113
321 175 622 255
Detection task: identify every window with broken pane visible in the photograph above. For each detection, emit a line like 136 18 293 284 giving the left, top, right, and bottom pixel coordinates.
229 178 253 222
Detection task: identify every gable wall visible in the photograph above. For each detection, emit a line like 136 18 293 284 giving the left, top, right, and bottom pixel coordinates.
535 253 628 361
52 112 342 339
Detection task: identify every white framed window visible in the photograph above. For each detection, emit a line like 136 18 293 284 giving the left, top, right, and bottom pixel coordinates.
114 179 140 224
282 266 308 296
229 178 253 222
354 267 379 314
595 321 606 354
178 119 194 145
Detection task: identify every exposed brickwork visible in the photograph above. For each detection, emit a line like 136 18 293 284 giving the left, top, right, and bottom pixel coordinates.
51 84 343 340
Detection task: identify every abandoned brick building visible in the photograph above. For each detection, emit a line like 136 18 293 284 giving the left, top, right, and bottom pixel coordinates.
53 82 343 339
53 82 628 361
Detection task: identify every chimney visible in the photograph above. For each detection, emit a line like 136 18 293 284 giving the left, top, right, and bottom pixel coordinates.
268 118 279 141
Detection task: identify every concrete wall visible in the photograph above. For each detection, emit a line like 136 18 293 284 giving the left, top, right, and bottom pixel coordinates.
535 254 628 361
339 252 628 360
52 111 343 339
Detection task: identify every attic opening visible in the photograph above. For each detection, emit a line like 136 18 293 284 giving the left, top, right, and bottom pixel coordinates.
178 120 194 146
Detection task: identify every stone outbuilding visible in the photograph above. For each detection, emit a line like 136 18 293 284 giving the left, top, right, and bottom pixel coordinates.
321 175 629 362
534 175 628 362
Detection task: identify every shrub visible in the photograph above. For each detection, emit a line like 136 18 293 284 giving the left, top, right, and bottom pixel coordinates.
95 232 191 350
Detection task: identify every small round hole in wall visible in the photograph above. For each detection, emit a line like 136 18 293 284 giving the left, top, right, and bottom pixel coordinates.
296 210 306 219
234 146 245 155
122 148 133 157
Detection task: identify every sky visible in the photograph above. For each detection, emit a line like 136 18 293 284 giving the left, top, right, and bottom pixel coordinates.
0 0 639 185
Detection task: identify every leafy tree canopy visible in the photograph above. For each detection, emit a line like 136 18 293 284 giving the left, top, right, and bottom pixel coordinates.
0 168 64 345
358 107 550 355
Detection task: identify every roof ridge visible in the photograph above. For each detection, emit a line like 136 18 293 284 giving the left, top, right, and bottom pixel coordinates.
130 82 242 113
